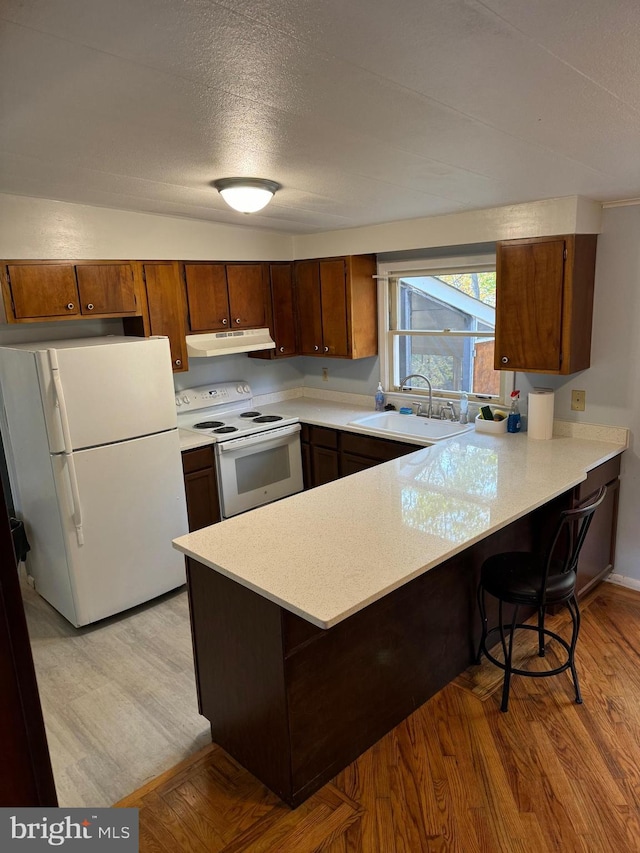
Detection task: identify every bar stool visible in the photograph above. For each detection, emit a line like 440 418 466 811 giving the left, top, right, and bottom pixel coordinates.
476 486 607 712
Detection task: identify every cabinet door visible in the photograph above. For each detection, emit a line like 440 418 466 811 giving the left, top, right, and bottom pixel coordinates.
340 452 376 477
295 261 323 355
311 446 340 487
184 264 230 331
495 239 565 372
142 262 188 372
76 264 137 315
269 263 297 355
6 264 79 319
182 448 221 531
319 259 349 357
226 264 267 329
575 481 618 598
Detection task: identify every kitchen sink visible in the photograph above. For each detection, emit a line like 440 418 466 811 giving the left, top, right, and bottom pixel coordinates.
348 411 474 442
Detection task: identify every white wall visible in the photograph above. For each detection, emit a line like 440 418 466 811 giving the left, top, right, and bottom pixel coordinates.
0 194 292 260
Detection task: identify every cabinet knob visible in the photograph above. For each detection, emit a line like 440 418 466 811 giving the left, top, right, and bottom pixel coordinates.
501 356 509 364
235 318 241 325
314 345 319 351
66 303 75 310
324 346 329 352
174 359 182 367
279 346 285 353
86 303 94 311
222 318 228 325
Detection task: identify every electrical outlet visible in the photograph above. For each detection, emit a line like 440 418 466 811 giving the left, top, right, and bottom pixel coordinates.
322 367 329 382
571 389 586 411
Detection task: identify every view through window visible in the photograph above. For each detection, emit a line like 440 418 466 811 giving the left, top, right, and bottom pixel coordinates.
388 261 504 399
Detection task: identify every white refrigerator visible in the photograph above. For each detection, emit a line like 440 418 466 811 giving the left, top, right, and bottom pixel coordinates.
0 335 188 627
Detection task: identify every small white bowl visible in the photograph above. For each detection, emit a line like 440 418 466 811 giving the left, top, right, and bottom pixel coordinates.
474 414 508 434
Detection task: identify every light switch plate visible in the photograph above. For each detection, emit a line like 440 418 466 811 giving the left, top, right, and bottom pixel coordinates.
571 389 586 411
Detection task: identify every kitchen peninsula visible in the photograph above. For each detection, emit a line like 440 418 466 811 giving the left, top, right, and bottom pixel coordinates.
173 406 626 807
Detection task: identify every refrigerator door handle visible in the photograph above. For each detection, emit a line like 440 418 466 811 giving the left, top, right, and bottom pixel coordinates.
48 349 84 545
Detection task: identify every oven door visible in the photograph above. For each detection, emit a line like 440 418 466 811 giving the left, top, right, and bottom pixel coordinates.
215 423 303 519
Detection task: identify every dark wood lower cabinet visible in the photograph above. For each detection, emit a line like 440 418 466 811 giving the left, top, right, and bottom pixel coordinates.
186 496 566 807
573 455 621 598
301 423 416 488
181 447 221 532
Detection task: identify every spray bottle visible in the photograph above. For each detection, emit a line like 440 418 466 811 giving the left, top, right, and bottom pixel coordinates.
507 390 521 433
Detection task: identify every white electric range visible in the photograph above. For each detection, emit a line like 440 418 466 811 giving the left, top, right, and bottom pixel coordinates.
176 382 303 519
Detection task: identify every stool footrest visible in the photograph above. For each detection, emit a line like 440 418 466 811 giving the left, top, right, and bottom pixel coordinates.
480 623 573 678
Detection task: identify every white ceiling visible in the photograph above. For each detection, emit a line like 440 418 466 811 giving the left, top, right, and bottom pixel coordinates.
1 0 639 234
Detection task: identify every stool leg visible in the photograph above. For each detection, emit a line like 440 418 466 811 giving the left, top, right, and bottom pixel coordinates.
538 606 546 657
501 604 519 712
567 595 583 705
476 584 487 664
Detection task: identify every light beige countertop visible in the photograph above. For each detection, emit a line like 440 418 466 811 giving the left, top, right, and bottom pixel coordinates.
174 395 627 629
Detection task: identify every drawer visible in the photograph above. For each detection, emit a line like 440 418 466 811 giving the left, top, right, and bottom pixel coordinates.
307 425 339 449
576 455 621 501
182 446 214 474
341 431 416 462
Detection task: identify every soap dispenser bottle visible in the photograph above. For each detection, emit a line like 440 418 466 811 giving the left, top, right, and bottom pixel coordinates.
459 392 469 424
507 390 521 433
375 382 384 411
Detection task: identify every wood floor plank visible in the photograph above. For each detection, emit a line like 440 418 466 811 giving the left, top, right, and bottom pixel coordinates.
117 583 640 853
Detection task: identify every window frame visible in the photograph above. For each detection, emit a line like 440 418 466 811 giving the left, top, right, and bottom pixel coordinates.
377 254 513 405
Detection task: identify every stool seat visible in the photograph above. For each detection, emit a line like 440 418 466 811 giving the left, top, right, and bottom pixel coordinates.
476 486 607 712
481 553 576 605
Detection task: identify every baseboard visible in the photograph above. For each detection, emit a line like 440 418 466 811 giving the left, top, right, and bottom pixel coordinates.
605 573 640 593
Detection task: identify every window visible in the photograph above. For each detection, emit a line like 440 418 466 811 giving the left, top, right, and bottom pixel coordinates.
380 254 511 402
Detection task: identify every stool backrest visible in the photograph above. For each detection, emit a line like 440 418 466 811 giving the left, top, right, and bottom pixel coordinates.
541 485 608 602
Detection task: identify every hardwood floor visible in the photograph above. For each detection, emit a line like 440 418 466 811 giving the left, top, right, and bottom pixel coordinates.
116 583 640 852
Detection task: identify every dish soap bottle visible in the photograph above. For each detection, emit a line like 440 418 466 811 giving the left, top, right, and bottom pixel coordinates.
459 391 469 424
375 382 385 411
507 390 521 433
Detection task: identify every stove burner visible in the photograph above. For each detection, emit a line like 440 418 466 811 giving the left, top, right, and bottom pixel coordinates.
213 425 239 434
253 415 283 423
239 411 261 418
193 420 225 429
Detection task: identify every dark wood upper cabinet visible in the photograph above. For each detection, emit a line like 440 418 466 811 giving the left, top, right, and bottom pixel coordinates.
139 261 188 372
1 261 141 322
183 262 267 333
226 264 267 329
75 264 137 315
250 262 297 359
296 260 324 355
183 264 229 331
495 235 597 374
294 254 377 359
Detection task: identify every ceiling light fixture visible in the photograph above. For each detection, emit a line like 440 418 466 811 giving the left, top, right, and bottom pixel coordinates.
212 177 281 213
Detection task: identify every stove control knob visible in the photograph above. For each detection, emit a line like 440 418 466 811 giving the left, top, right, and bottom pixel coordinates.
243 384 250 393
182 395 190 404
236 384 243 394
175 398 182 407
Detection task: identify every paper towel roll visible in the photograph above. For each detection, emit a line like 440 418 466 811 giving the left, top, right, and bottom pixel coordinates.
527 389 554 440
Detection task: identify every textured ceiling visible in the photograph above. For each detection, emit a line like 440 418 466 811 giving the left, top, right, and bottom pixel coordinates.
1 0 639 233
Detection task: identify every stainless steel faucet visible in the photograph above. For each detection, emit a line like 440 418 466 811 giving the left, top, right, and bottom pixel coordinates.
440 401 457 421
399 374 433 419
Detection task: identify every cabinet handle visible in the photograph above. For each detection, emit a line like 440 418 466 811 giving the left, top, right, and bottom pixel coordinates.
66 303 75 310
174 359 182 367
501 356 509 364
314 345 319 351
235 318 241 325
222 318 228 325
86 303 94 311
279 346 285 353
324 346 329 352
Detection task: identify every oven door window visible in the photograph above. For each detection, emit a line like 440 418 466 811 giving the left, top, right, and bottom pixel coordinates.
236 444 290 493
216 427 304 519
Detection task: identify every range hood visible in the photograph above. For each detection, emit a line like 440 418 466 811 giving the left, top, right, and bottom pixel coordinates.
186 328 276 357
